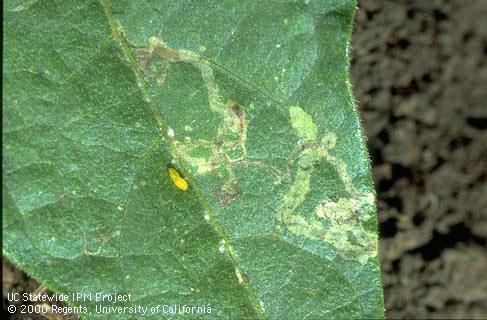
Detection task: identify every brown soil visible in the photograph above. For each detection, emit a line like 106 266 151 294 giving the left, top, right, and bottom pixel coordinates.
2 259 79 320
351 0 487 318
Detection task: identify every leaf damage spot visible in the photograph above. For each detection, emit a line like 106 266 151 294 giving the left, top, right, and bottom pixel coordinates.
214 179 242 208
289 106 318 141
82 229 116 257
156 74 166 85
11 0 38 12
137 37 269 207
279 106 377 264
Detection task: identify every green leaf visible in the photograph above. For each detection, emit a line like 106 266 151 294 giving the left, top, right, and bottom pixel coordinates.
3 0 384 319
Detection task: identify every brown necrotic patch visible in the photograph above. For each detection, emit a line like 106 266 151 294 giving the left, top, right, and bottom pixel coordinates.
214 180 242 208
136 47 171 86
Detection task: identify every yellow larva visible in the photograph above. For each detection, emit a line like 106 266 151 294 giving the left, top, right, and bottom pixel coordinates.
168 167 189 191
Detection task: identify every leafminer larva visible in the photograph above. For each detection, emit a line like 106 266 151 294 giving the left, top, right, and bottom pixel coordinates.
167 165 189 191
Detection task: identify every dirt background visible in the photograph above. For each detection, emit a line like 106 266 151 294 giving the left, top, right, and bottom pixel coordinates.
3 0 487 319
351 0 487 318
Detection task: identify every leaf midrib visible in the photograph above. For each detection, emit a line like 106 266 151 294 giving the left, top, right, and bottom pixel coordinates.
98 0 267 318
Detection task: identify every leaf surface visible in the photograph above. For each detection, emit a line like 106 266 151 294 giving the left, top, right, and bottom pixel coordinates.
3 0 383 318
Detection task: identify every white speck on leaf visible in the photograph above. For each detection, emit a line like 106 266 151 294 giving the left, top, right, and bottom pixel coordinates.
235 268 244 283
219 240 225 253
12 0 38 12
